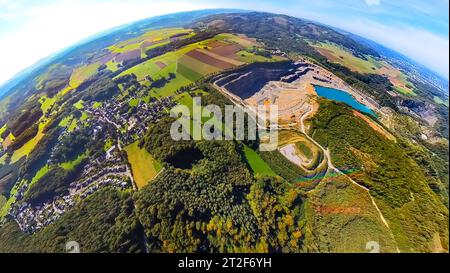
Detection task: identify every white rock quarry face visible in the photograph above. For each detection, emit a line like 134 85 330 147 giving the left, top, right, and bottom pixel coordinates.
279 144 303 167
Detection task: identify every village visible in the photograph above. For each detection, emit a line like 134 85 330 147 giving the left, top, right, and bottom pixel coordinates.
5 80 178 234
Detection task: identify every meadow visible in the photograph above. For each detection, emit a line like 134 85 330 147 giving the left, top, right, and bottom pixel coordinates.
242 145 276 177
311 41 416 95
125 141 163 189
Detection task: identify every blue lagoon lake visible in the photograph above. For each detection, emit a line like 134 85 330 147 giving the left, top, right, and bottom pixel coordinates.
314 85 376 117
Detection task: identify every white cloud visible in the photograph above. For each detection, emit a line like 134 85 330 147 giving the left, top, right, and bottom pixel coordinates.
365 0 380 6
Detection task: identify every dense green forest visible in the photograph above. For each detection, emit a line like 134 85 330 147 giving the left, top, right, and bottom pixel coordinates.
0 188 144 253
309 99 449 252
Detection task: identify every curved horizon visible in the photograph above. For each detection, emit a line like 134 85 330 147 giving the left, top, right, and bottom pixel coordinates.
0 1 449 87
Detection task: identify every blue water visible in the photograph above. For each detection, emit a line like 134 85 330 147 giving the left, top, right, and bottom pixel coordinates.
314 85 376 117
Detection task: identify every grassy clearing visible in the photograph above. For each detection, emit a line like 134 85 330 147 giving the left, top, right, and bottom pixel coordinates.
0 179 27 218
243 145 276 177
10 121 47 163
0 154 7 165
104 139 114 152
0 195 5 210
295 141 313 158
311 41 416 95
93 102 103 109
129 98 140 107
434 96 449 107
125 141 163 189
70 63 101 88
73 100 84 110
31 165 50 184
312 41 382 73
174 92 194 112
0 196 15 218
39 96 57 114
278 130 323 171
60 152 88 171
68 118 78 132
59 115 73 127
80 112 89 121
0 124 7 143
110 28 192 53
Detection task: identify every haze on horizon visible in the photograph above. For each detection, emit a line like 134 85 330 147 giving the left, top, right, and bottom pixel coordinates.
0 0 448 86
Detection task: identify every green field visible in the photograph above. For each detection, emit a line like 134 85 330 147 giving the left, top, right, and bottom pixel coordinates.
311 41 416 95
125 141 163 189
0 154 7 165
60 152 88 171
295 141 313 158
93 102 103 109
0 195 5 210
31 165 50 184
70 63 102 88
0 124 7 143
116 33 271 99
243 145 276 176
129 98 140 107
434 96 449 107
80 112 89 121
39 96 57 114
74 100 84 110
10 121 48 163
312 41 383 73
59 115 73 127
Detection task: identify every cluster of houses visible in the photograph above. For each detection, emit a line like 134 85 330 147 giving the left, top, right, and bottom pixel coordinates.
8 135 132 233
11 172 129 234
87 95 176 146
10 194 74 233
10 158 131 233
121 96 176 145
4 73 187 233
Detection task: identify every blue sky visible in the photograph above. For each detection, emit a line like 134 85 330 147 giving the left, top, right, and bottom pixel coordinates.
0 0 448 85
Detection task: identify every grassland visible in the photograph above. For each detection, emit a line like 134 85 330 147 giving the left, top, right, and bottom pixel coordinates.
0 154 7 165
434 96 449 107
117 33 275 99
73 100 84 110
59 115 73 127
80 112 89 121
10 121 47 164
125 141 163 189
311 41 416 95
93 102 103 109
0 124 7 143
242 145 276 177
69 62 102 88
0 179 27 218
39 96 57 114
31 165 50 184
60 152 88 171
129 98 140 107
0 195 5 210
108 28 194 57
